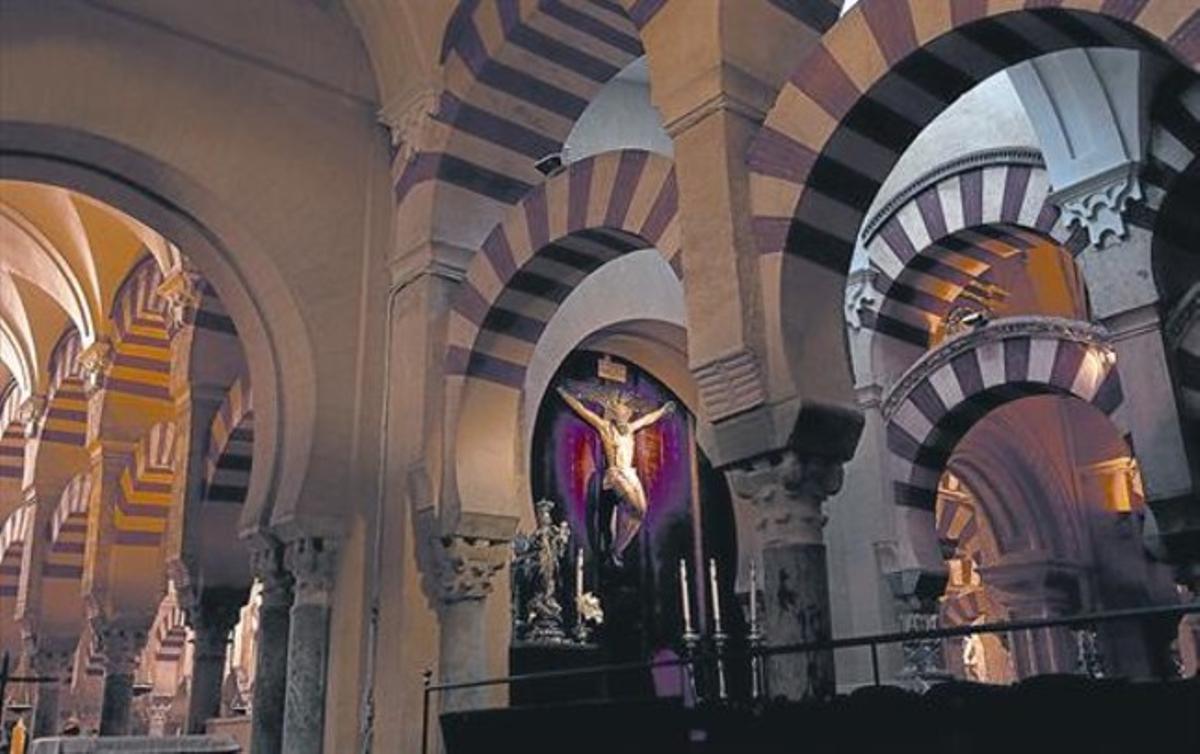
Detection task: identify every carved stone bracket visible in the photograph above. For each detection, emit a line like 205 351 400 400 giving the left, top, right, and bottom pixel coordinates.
692 349 767 423
729 451 844 547
881 316 1113 420
1052 163 1143 249
79 338 114 396
434 534 509 604
284 536 339 608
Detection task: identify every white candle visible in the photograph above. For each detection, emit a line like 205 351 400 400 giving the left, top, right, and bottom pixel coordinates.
576 548 584 603
709 558 723 633
679 559 693 635
749 559 758 629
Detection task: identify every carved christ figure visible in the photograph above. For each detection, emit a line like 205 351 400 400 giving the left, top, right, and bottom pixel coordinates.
556 386 675 566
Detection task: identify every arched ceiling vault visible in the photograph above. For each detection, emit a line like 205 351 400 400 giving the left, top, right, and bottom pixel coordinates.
0 180 168 401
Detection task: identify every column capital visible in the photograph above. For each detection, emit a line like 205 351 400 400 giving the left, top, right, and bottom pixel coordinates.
728 451 844 546
184 588 246 659
89 619 147 676
23 635 74 679
284 535 339 607
79 338 114 397
433 534 509 604
18 394 47 438
156 262 204 337
251 538 295 608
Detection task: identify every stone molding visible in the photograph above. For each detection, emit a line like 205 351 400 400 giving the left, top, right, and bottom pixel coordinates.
434 534 509 604
860 147 1045 242
663 89 767 137
728 451 844 547
284 536 339 608
692 349 767 423
1051 162 1143 249
881 316 1111 421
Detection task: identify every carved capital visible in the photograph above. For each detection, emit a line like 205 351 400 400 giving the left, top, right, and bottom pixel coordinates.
250 539 295 608
23 634 74 680
89 619 147 676
284 536 339 607
79 338 113 396
156 263 204 336
379 87 440 161
184 588 245 659
692 349 767 422
18 394 47 438
1052 164 1142 249
434 534 508 604
729 452 843 546
844 267 881 332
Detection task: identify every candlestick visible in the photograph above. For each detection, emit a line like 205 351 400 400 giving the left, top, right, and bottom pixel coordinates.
749 559 758 630
679 559 694 636
709 557 722 634
576 548 584 603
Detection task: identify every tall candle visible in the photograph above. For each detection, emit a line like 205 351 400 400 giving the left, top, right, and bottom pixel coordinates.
709 558 723 633
576 548 584 603
749 559 758 629
679 559 693 635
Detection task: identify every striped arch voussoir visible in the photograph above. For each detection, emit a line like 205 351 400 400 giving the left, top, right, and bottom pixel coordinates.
884 318 1127 516
748 0 1200 272
113 421 178 548
108 255 171 403
204 375 253 506
0 503 33 597
45 471 92 583
43 328 86 447
445 149 680 390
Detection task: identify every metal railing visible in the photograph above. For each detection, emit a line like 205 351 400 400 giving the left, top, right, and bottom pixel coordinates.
420 601 1200 754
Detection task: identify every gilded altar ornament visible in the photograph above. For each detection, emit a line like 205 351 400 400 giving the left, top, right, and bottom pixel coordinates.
513 500 572 643
556 384 675 566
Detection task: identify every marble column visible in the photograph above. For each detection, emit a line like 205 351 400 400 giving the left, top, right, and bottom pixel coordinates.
185 588 245 734
729 452 847 700
280 536 338 754
250 541 293 754
93 622 146 736
28 646 73 739
434 534 508 713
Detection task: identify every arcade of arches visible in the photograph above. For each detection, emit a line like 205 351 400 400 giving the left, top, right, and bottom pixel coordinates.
0 1 1198 752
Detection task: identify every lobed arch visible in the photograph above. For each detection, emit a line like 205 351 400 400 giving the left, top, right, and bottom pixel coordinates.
882 316 1128 574
748 0 1199 410
444 148 680 525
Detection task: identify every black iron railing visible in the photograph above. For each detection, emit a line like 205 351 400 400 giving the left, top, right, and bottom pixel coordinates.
420 601 1200 754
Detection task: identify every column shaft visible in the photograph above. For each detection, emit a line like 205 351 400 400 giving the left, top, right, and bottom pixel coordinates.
280 536 337 754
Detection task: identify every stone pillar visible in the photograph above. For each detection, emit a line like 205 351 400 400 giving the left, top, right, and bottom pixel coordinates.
250 541 293 754
433 534 508 712
885 568 951 689
92 622 146 736
28 646 72 739
729 452 846 700
280 536 338 754
185 588 245 734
